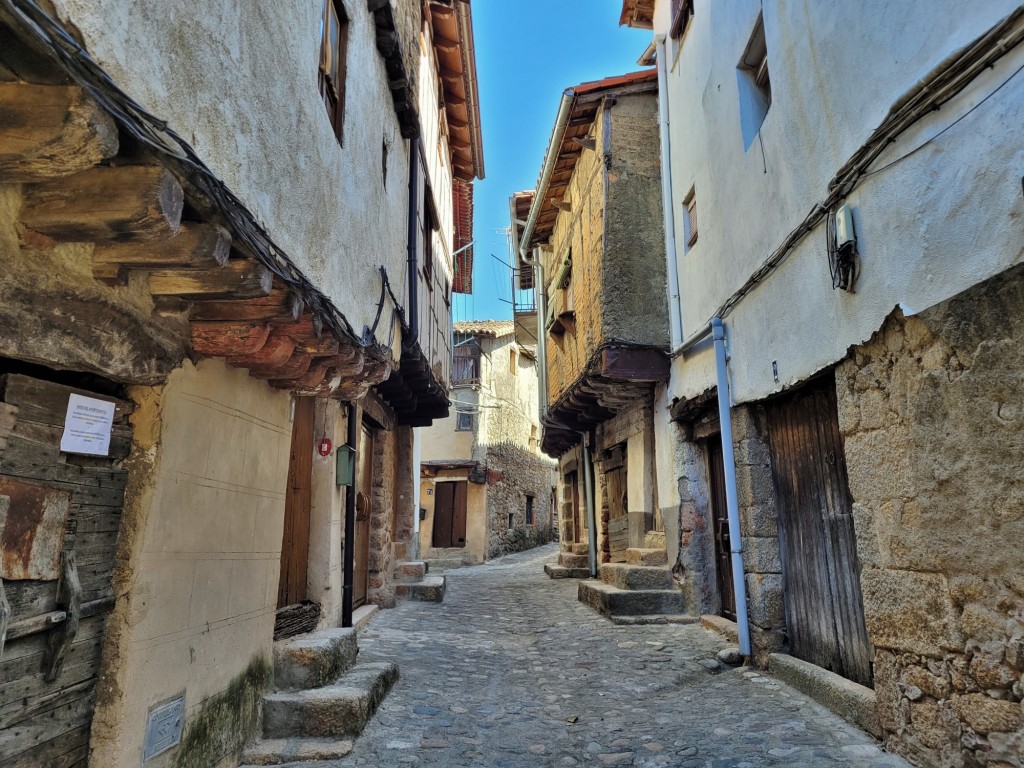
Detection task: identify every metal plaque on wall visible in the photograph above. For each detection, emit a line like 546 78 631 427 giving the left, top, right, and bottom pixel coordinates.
143 694 185 762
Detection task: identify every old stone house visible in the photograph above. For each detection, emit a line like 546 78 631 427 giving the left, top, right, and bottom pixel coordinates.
617 1 1024 766
418 320 555 566
0 0 481 766
515 71 686 618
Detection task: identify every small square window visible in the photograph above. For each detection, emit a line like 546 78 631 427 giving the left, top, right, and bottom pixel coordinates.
683 187 698 249
455 411 474 431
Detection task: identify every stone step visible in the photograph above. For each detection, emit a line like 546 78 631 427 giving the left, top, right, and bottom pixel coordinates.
398 560 428 579
645 530 667 549
599 562 674 590
625 547 667 566
273 628 358 692
395 575 445 602
544 563 590 579
609 614 698 626
578 579 685 617
241 736 354 765
569 543 590 556
558 552 588 568
263 661 399 739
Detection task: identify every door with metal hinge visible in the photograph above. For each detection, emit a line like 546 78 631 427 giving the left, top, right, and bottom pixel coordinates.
278 397 314 608
766 374 874 687
0 369 132 767
706 436 737 621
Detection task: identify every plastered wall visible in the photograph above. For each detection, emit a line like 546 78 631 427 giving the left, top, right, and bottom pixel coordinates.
418 473 487 564
91 359 291 767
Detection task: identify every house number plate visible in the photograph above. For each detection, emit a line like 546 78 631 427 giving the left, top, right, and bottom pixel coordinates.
143 695 185 762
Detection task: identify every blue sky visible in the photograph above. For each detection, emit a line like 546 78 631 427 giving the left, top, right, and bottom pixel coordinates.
452 1 653 323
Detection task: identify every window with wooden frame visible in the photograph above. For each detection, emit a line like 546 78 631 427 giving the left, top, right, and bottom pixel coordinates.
422 195 436 286
525 494 535 526
683 187 698 248
670 0 694 40
452 337 481 385
318 0 349 143
455 411 474 431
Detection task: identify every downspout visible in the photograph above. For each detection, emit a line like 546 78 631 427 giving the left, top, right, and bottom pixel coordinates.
655 34 683 348
406 138 420 344
411 427 422 560
341 403 359 628
711 317 751 656
580 431 598 578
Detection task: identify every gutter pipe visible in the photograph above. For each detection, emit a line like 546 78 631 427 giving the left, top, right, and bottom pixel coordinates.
711 317 751 656
341 403 359 628
580 431 599 577
406 139 420 344
655 34 683 348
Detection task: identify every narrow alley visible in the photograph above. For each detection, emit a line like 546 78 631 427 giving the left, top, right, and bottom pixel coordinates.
334 546 910 768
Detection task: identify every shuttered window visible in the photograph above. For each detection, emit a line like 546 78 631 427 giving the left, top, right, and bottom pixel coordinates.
683 188 698 248
670 0 694 40
319 0 349 142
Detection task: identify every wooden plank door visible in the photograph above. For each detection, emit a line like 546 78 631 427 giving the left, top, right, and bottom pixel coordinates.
352 424 373 608
766 375 874 686
431 482 454 549
0 372 133 767
604 447 628 562
450 481 467 547
706 437 737 621
278 397 314 608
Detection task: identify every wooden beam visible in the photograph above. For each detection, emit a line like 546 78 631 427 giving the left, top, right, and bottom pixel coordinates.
93 223 230 269
21 165 184 241
148 259 272 299
252 352 311 381
191 321 270 357
226 333 296 371
0 83 119 181
270 315 340 356
188 285 294 322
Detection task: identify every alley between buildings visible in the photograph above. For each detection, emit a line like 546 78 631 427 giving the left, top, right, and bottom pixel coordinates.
323 545 912 768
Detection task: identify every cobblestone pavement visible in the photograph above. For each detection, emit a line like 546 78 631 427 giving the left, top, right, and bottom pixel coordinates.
340 544 910 768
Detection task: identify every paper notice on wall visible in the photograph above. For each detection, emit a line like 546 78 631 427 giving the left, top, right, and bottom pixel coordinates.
60 393 115 456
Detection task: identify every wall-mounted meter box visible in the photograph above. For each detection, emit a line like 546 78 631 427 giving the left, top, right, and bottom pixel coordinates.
335 445 355 486
835 204 855 246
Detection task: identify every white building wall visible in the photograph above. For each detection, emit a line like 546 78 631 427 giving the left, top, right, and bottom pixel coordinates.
652 0 1024 405
52 0 411 359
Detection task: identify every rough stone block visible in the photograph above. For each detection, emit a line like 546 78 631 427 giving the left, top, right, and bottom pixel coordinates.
395 575 445 603
544 563 589 579
767 653 881 738
903 665 952 701
399 561 427 579
263 661 399 739
558 552 589 568
625 548 667 566
733 463 775 508
742 537 781 574
860 569 963 657
578 579 685 617
700 614 739 643
241 736 354 765
599 563 674 590
951 694 1022 734
739 503 777 538
745 572 785 628
273 628 358 691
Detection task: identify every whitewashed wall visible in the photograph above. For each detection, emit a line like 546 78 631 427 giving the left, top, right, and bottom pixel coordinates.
53 0 411 359
651 0 1024 405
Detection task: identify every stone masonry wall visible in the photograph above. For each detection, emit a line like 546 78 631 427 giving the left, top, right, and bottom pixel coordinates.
837 263 1024 767
486 441 555 558
368 425 397 608
672 433 716 618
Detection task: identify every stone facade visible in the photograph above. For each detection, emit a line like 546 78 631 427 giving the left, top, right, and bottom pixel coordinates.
836 264 1024 767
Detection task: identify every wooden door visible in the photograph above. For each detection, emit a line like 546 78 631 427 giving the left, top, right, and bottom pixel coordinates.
766 375 873 686
0 372 132 767
706 438 737 621
563 471 580 543
604 446 628 563
431 481 466 548
352 424 373 608
278 397 314 608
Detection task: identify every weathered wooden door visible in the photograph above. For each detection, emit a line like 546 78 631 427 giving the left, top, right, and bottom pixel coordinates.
766 375 873 686
0 372 132 767
278 397 314 608
706 438 737 621
431 481 467 548
563 471 580 544
604 446 628 563
353 424 373 608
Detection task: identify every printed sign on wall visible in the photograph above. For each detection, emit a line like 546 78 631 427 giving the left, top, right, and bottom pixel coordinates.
60 394 115 456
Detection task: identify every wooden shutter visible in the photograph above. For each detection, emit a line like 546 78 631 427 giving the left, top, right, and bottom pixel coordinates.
431 482 454 549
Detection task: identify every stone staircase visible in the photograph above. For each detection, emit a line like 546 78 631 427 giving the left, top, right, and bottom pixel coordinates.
394 560 446 602
577 547 693 625
544 542 592 579
240 628 398 766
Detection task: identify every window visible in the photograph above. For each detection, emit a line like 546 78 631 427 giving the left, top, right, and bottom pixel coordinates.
683 187 698 248
318 0 349 143
737 15 771 150
455 411 474 431
509 347 518 374
670 0 694 40
452 337 481 385
508 513 515 528
423 206 434 285
525 494 535 526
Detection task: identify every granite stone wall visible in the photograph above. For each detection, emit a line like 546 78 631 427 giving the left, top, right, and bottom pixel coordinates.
485 442 555 559
836 264 1024 767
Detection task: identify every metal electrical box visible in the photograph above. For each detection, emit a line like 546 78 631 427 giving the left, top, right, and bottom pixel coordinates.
835 204 855 246
335 445 355 486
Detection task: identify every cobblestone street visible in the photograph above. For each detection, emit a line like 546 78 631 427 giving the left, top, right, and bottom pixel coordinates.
341 544 911 768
